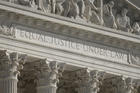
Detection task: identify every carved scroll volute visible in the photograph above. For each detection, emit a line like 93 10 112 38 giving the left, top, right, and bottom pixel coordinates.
0 50 27 79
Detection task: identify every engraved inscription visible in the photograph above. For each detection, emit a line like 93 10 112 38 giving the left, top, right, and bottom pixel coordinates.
15 27 128 63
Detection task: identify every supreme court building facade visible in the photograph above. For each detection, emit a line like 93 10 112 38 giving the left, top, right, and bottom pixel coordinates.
0 0 140 93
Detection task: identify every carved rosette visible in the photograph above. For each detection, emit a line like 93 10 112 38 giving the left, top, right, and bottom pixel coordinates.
75 69 104 93
36 59 65 93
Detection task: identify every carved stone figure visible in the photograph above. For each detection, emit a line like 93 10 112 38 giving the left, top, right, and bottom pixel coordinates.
55 1 63 15
116 8 132 32
68 0 79 19
36 0 51 13
103 1 117 28
50 0 56 13
77 0 85 18
132 22 140 35
84 0 100 24
61 0 71 17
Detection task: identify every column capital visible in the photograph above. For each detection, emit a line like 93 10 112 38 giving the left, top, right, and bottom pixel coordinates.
112 76 139 93
0 50 27 79
36 59 65 86
36 59 65 93
75 69 105 93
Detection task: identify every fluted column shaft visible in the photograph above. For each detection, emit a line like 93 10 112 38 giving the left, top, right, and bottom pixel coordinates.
0 78 18 93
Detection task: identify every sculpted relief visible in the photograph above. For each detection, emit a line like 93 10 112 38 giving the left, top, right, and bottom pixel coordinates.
1 0 140 35
116 8 132 32
103 1 117 28
2 0 140 35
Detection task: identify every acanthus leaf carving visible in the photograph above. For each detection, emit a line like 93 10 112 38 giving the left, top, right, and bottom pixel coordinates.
35 59 65 87
0 50 27 79
75 69 105 93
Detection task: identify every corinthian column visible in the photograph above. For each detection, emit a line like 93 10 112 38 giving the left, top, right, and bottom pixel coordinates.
75 69 104 93
0 50 26 93
36 59 65 93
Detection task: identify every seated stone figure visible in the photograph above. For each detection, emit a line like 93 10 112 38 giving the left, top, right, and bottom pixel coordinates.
103 1 117 28
132 22 140 35
116 8 132 32
84 0 100 24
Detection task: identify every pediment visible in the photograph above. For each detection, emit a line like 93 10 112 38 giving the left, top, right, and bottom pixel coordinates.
1 0 140 34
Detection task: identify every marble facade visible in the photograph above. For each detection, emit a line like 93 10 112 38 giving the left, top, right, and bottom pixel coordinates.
0 0 140 93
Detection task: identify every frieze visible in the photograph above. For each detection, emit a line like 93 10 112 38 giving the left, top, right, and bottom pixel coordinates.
1 0 140 35
1 24 139 66
14 25 129 64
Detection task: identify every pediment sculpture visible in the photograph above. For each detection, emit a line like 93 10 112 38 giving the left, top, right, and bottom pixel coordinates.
2 0 140 35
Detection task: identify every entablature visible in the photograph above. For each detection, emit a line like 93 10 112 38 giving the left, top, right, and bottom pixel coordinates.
0 0 140 51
